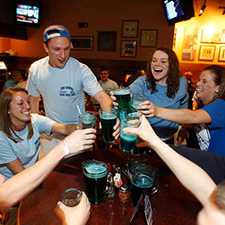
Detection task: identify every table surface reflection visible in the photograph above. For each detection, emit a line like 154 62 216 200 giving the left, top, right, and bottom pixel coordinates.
18 147 201 225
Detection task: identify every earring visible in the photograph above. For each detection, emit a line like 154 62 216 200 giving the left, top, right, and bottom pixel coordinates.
216 90 219 93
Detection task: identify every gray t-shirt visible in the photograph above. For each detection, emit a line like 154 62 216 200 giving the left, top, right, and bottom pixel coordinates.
99 79 118 93
27 56 102 124
0 114 55 180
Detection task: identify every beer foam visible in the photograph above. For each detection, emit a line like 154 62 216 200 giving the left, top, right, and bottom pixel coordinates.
132 174 154 188
85 165 108 178
114 88 130 95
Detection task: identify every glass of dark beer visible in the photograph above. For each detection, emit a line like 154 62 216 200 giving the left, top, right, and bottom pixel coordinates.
120 111 142 153
82 160 108 204
99 107 117 143
128 163 157 206
61 188 82 207
79 112 97 129
114 87 131 111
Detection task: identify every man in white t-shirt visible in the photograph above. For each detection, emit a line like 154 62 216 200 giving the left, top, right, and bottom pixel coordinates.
27 25 112 124
98 67 118 94
27 25 112 155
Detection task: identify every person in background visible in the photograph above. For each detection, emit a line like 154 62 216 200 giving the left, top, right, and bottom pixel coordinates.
129 46 189 144
16 69 28 89
185 71 195 109
98 67 118 95
125 69 146 86
3 70 22 90
0 127 95 225
26 25 112 155
124 116 225 225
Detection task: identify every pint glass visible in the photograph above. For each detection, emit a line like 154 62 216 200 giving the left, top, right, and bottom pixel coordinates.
82 160 108 204
99 107 117 143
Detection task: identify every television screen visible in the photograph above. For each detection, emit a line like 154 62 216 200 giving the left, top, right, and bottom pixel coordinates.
15 1 40 27
163 0 194 25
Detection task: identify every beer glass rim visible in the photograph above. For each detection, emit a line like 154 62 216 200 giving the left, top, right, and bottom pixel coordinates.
82 159 109 177
114 87 130 94
79 112 97 120
61 188 82 206
99 107 116 113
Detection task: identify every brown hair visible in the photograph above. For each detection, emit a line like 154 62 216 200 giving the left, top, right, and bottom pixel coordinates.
0 87 33 143
146 46 182 98
202 65 225 101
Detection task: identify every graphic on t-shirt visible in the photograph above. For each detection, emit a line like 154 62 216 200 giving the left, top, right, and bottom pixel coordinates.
195 124 210 151
59 86 75 96
34 137 40 151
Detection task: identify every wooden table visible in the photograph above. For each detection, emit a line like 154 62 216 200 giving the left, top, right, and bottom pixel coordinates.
18 147 202 225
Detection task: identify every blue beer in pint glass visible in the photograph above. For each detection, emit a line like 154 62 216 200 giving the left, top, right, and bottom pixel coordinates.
79 112 97 129
131 93 149 111
129 164 157 206
114 87 131 111
99 107 117 143
120 111 141 153
82 160 108 204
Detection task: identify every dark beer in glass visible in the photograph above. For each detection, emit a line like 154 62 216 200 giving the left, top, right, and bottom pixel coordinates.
99 107 117 143
114 87 131 111
82 160 108 204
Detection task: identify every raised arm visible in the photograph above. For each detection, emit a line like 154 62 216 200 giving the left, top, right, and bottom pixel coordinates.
29 95 40 113
139 101 212 125
124 116 216 205
0 129 96 208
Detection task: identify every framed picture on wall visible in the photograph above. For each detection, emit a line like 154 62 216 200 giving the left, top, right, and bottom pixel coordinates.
140 29 158 47
218 46 225 62
97 31 117 52
121 40 137 57
122 20 139 38
71 36 93 50
198 46 215 61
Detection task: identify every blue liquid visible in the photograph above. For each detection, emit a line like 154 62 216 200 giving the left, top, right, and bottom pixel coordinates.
120 133 136 153
131 175 153 206
83 163 108 204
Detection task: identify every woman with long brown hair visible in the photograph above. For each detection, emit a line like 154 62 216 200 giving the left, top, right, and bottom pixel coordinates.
129 46 189 143
0 87 80 181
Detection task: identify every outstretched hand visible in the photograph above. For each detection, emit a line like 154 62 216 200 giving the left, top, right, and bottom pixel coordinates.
137 101 158 118
123 115 160 148
63 129 96 154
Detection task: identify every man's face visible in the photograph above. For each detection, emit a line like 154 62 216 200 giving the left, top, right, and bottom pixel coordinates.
43 36 70 69
99 70 109 82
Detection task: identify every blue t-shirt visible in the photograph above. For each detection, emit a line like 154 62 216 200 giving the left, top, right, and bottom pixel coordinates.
3 80 16 90
130 75 188 138
203 99 225 156
0 114 55 180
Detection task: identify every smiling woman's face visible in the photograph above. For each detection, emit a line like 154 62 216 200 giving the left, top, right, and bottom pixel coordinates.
8 91 31 128
150 50 169 85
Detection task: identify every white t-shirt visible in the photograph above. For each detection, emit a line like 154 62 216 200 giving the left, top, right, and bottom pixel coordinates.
27 56 102 124
99 79 118 92
0 114 55 180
